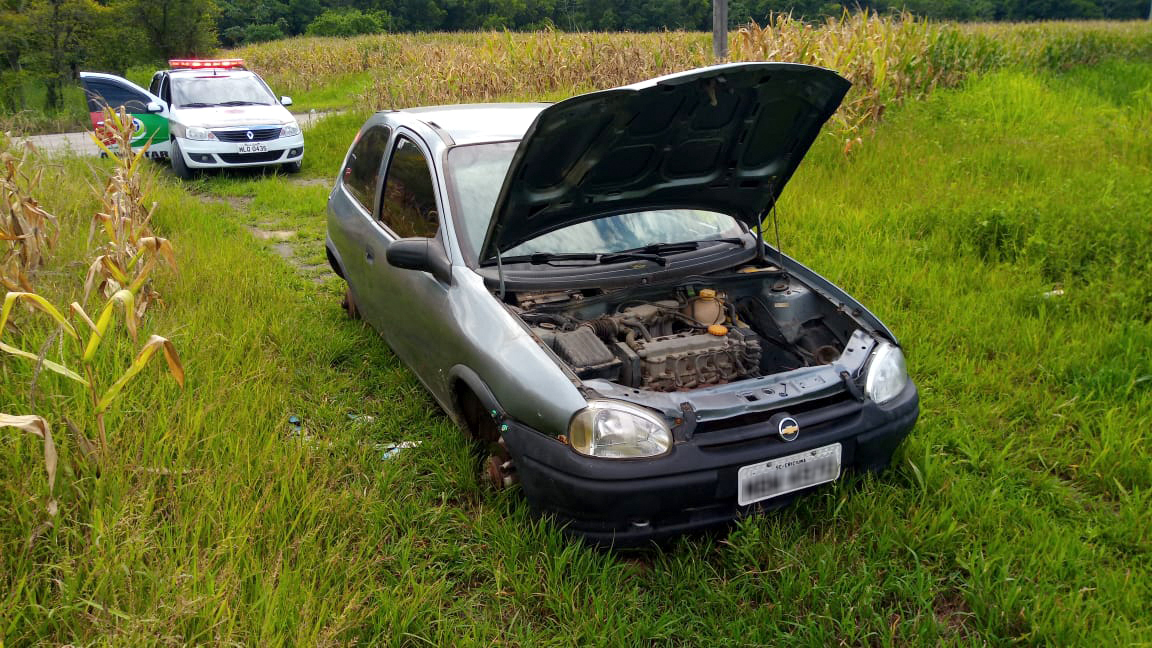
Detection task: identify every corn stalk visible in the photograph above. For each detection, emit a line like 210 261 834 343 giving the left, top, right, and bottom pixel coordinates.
1 289 184 450
86 106 176 317
0 132 57 292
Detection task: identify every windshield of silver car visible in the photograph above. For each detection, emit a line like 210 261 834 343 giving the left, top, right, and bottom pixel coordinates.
172 75 276 107
447 141 743 263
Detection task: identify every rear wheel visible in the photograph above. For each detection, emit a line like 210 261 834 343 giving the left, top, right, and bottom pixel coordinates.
170 140 192 180
341 286 360 319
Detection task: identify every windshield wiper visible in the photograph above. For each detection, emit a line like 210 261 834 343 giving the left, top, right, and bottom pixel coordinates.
499 238 747 268
217 100 268 106
499 252 598 266
597 252 668 266
602 237 746 258
179 102 216 108
498 251 669 267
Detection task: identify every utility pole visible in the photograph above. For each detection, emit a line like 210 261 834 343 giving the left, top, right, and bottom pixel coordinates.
713 0 728 61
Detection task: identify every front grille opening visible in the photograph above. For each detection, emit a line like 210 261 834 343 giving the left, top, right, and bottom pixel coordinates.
214 128 281 142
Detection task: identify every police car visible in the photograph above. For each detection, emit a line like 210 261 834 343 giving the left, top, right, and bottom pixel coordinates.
80 59 304 178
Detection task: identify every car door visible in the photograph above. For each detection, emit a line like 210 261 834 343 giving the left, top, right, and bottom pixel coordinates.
79 72 171 158
360 131 456 397
328 123 393 317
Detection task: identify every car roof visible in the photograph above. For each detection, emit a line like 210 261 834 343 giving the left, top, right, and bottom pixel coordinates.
389 103 549 146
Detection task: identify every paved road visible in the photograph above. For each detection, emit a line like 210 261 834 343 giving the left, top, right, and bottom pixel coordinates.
19 110 335 156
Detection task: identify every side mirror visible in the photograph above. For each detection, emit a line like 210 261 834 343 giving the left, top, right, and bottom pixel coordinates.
386 238 452 285
280 96 293 107
146 101 164 113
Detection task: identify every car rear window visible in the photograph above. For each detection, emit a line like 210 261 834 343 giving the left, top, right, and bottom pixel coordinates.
342 126 391 212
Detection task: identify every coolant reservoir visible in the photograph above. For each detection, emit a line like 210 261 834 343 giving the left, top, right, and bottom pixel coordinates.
685 289 725 326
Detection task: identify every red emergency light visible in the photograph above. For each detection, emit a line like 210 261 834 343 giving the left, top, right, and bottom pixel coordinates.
168 58 246 70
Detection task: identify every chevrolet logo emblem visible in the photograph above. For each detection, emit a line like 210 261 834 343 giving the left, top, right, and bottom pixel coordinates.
778 416 800 442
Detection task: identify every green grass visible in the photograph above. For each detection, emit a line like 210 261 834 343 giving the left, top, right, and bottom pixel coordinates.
2 60 1151 644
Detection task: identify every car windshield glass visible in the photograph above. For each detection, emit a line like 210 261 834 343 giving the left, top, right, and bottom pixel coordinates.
171 75 274 107
447 142 744 263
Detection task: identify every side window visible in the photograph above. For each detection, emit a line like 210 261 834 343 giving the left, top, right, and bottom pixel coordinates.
342 125 391 212
148 74 162 97
84 80 149 113
159 77 171 105
380 137 439 239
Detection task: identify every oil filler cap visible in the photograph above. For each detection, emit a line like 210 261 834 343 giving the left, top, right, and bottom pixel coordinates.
707 324 728 336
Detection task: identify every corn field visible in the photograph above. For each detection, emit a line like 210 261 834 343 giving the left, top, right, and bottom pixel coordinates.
235 15 1152 140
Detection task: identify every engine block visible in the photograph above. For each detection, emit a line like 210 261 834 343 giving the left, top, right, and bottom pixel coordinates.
618 328 761 391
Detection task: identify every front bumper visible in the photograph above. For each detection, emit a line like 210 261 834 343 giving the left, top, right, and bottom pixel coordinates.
176 134 304 169
501 383 919 547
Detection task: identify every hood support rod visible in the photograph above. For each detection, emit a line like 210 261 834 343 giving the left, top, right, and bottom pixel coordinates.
771 201 790 282
496 247 507 301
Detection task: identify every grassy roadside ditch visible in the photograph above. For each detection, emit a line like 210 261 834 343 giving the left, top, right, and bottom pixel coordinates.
2 58 1150 645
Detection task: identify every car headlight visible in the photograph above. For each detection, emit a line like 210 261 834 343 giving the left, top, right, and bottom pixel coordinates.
864 342 909 405
185 126 215 141
281 122 301 138
568 400 672 459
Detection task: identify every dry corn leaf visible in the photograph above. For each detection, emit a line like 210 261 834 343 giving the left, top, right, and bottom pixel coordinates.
0 413 58 516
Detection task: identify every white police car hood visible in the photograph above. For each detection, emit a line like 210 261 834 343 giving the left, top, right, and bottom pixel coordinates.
478 62 850 265
173 103 295 129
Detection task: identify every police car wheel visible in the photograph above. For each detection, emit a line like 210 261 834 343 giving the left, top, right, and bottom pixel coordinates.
282 160 302 174
170 140 192 180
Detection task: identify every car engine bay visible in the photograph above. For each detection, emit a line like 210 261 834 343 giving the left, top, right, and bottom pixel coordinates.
513 269 865 393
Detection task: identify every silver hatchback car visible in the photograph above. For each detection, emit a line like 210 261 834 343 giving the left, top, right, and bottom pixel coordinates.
326 63 918 546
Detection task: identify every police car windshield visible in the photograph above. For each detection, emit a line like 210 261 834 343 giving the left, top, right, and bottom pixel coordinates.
172 74 275 108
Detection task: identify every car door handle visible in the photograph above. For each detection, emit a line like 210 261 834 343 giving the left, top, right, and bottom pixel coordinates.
365 247 375 264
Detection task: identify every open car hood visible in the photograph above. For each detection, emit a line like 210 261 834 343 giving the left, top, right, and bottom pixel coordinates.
478 63 850 265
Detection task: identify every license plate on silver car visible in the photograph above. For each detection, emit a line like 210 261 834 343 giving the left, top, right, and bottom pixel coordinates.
738 443 842 506
237 143 268 154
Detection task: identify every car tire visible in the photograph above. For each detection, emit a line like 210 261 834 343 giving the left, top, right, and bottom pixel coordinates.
170 140 193 180
282 160 302 174
341 286 360 320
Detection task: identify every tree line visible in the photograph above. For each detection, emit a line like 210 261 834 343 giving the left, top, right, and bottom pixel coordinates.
1 0 1148 113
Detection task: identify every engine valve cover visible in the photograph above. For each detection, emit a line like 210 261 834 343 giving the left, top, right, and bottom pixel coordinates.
621 328 761 391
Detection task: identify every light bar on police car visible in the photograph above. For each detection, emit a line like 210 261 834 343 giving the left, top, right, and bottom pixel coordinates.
168 59 246 70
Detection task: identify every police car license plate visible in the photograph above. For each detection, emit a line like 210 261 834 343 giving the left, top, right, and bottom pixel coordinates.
737 443 841 506
238 143 268 154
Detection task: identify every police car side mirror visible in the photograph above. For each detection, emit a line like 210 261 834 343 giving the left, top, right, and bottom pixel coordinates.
280 96 293 107
146 101 164 114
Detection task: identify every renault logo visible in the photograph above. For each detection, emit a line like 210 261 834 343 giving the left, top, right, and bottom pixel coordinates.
777 416 800 442
246 130 254 140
